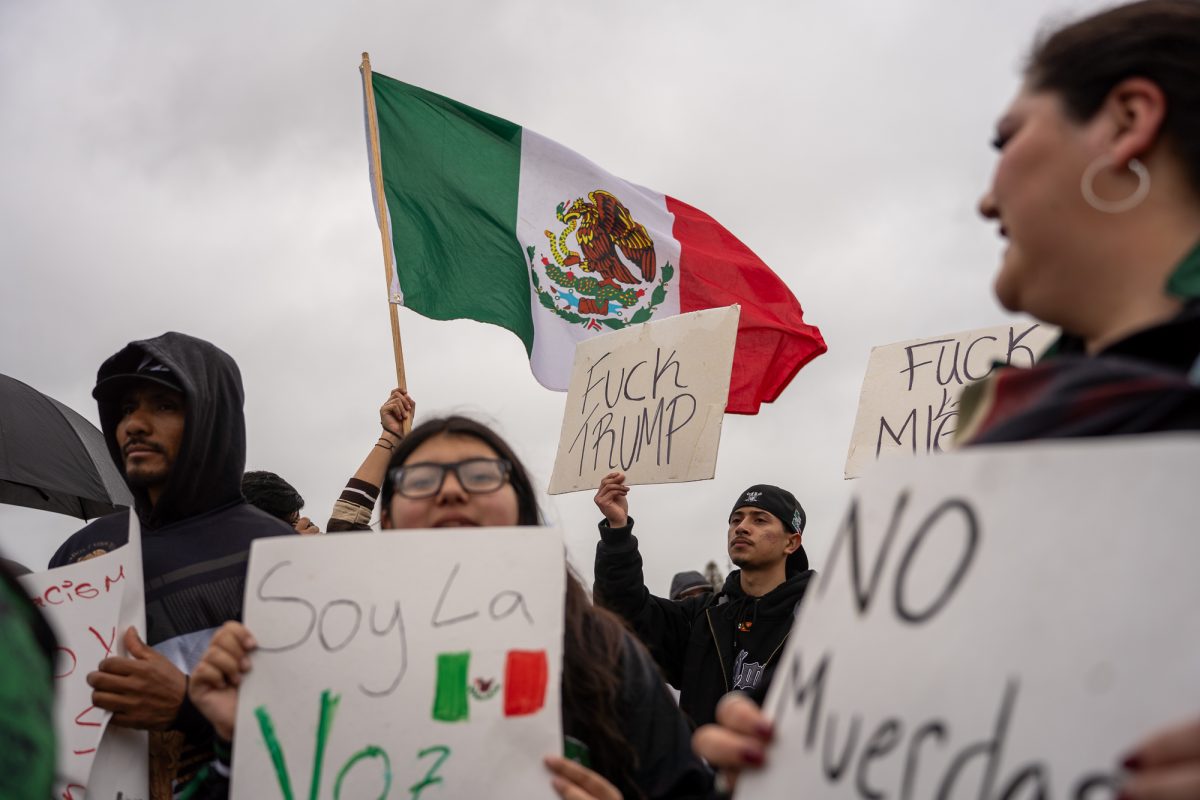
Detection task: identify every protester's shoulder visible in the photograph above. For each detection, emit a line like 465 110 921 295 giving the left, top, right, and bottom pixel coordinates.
47 511 130 569
765 568 816 610
219 502 296 539
789 568 817 592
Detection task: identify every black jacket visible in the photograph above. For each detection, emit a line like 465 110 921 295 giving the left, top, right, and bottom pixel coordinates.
594 517 814 728
47 333 291 790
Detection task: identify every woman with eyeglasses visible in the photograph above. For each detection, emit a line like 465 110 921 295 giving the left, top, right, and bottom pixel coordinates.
185 389 714 800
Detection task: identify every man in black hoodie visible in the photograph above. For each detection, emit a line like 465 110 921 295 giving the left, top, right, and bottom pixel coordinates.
48 332 292 795
593 473 814 728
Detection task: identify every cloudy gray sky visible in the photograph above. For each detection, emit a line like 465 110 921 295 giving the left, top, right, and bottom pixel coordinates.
0 0 1107 593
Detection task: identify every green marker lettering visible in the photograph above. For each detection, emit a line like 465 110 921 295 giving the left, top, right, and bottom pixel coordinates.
255 705 295 800
410 745 451 799
309 689 341 800
333 745 392 800
255 690 341 800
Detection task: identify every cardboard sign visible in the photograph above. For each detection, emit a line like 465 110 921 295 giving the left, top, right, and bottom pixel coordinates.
740 436 1200 799
843 323 1057 478
231 528 566 800
548 305 739 494
21 514 149 800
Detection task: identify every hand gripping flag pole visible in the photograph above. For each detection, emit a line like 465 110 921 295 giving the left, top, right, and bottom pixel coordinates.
360 52 412 433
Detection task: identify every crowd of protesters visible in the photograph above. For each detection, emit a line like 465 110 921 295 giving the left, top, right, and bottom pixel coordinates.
3 1 1200 798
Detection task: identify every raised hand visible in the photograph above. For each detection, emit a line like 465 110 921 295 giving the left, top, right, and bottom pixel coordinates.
188 621 258 741
380 387 416 442
593 471 630 528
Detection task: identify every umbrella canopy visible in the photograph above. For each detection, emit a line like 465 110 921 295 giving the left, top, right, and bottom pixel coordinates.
0 373 133 520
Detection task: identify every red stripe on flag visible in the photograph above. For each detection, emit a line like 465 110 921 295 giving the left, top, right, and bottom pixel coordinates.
503 649 548 717
666 195 827 414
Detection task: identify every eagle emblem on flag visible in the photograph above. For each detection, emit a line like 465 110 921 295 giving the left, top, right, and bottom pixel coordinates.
527 189 674 332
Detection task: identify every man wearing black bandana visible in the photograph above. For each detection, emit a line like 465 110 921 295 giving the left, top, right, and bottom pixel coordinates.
593 474 815 728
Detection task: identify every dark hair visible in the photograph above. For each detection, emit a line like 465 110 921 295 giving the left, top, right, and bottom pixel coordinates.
241 470 304 521
1026 0 1200 194
381 416 640 792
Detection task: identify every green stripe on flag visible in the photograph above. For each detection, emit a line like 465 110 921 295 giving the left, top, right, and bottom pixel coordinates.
372 75 534 352
432 651 471 722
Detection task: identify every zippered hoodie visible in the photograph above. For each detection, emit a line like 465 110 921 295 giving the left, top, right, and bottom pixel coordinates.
594 516 813 728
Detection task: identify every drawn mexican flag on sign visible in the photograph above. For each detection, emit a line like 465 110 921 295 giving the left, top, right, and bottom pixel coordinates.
432 650 549 722
365 72 826 414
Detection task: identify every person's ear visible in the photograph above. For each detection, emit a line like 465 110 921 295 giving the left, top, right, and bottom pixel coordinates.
1099 77 1167 165
784 531 802 555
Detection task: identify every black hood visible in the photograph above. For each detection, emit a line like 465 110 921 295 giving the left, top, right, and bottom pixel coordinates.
94 332 246 529
718 566 813 614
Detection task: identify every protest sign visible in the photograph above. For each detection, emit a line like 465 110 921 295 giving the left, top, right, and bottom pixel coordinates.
740 435 1200 799
844 322 1057 479
21 514 148 800
547 305 739 494
230 528 566 800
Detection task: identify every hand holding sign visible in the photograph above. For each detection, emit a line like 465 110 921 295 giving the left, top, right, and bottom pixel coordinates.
691 692 774 794
1121 716 1200 799
88 625 186 730
189 621 258 740
593 472 630 527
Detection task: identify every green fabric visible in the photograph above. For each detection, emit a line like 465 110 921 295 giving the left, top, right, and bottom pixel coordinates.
371 75 534 352
1166 239 1200 299
0 578 55 799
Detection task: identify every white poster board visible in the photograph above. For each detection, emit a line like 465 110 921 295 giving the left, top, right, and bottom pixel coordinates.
844 322 1057 478
231 528 566 800
548 305 739 494
21 514 149 800
741 436 1200 798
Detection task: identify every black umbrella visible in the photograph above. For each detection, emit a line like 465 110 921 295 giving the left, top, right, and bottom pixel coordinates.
0 373 133 520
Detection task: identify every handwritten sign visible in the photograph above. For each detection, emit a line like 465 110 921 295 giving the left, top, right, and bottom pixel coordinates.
843 323 1057 478
740 436 1200 799
547 305 739 494
21 514 148 800
231 528 565 800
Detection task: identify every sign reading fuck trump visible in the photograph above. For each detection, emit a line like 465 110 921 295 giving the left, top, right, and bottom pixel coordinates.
231 529 565 800
548 305 739 494
740 436 1200 799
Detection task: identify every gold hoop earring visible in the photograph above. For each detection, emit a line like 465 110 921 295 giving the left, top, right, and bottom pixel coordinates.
1081 155 1150 214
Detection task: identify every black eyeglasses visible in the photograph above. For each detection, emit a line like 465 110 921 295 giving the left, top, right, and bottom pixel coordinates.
388 458 512 499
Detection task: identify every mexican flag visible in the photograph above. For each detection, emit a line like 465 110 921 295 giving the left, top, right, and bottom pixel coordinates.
432 650 549 723
365 72 826 414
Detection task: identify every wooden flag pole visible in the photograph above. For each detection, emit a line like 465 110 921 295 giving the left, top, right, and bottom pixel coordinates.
360 52 411 431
